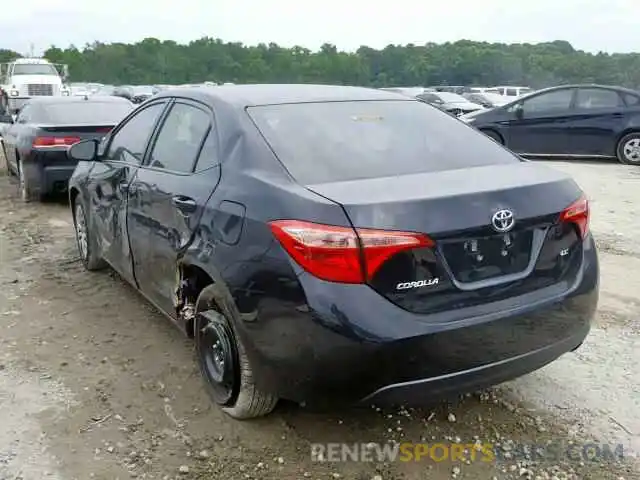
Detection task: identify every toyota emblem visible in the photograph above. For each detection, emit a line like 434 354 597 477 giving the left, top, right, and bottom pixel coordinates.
491 209 515 233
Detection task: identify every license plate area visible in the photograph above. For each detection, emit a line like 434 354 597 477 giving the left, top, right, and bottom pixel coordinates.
439 229 534 284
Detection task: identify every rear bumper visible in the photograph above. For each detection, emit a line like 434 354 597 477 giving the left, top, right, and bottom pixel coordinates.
233 235 599 408
40 165 75 193
360 326 587 406
22 151 77 195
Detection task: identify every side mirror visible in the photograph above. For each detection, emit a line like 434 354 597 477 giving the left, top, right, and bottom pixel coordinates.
0 113 13 124
68 139 99 162
513 102 524 119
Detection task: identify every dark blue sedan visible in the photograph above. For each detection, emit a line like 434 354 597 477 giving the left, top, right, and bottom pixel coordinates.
462 84 640 165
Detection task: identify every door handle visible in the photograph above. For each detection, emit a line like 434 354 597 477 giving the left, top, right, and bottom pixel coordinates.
172 196 197 214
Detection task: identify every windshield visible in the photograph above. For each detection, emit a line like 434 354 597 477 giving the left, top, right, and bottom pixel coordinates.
12 63 59 76
434 92 469 103
248 100 518 185
39 101 133 124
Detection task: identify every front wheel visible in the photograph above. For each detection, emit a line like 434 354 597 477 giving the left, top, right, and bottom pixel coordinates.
194 285 278 419
616 132 640 165
73 198 107 271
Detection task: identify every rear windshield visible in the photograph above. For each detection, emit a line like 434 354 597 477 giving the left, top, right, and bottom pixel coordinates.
248 100 519 184
37 101 133 124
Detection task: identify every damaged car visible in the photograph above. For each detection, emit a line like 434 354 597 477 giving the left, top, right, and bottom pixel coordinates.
67 84 599 419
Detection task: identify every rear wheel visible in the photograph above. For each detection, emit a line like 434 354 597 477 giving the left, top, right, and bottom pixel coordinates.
194 285 278 419
18 161 42 202
0 93 8 115
616 132 640 165
481 129 504 144
73 198 107 270
0 141 10 176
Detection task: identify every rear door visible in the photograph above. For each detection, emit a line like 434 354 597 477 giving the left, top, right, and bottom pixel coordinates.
128 99 220 315
88 100 169 283
506 88 576 154
565 87 628 156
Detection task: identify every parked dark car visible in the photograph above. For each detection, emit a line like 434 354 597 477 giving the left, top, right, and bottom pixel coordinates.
430 85 470 95
67 84 598 419
0 95 133 201
417 91 485 116
464 92 510 108
462 84 640 165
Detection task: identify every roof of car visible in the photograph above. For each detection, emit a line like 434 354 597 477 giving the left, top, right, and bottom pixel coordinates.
156 84 412 107
27 95 132 105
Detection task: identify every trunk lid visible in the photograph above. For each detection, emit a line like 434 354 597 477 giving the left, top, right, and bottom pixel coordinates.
306 163 585 314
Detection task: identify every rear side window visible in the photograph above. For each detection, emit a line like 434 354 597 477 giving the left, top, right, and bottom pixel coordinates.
194 127 219 172
575 88 623 109
148 102 210 173
248 100 519 185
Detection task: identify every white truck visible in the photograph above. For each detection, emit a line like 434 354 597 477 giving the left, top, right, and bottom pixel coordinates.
0 58 70 114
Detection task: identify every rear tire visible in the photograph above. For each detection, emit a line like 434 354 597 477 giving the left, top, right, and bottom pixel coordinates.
194 285 278 419
0 93 8 115
0 141 10 176
481 129 504 144
616 132 640 165
18 161 42 202
73 198 107 271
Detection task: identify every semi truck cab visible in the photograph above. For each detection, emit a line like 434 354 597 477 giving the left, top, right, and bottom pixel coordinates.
0 58 70 114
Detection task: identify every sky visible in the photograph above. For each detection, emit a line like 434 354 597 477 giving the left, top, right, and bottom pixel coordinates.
1 0 638 56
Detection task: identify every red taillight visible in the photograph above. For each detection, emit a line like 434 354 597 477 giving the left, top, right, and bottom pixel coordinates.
269 220 434 284
32 136 81 148
560 195 589 239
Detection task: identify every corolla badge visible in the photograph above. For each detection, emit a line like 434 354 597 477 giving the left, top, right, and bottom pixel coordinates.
491 209 515 233
396 278 439 290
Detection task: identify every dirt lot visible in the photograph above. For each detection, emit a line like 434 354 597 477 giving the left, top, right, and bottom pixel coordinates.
0 152 638 480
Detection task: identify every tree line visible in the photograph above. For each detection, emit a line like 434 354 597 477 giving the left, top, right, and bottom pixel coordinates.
2 38 640 89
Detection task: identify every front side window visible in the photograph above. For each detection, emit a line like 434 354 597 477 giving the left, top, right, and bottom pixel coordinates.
105 102 166 164
521 89 574 115
147 102 210 173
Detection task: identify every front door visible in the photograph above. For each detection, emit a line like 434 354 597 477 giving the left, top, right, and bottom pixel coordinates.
88 101 168 283
128 100 220 315
506 88 576 155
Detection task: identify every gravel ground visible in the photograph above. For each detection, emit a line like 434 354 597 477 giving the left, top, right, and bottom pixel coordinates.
0 150 638 480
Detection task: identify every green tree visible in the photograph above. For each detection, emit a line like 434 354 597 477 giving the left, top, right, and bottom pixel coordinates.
0 39 637 89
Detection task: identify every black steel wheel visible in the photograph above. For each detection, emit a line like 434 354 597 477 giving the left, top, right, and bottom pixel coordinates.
195 310 239 406
194 285 278 419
